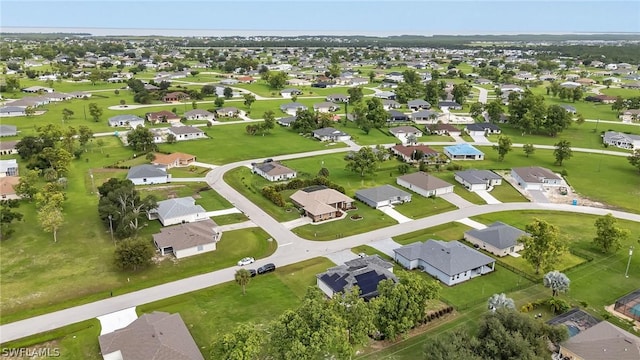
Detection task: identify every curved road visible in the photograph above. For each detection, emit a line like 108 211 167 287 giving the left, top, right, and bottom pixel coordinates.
1 143 639 342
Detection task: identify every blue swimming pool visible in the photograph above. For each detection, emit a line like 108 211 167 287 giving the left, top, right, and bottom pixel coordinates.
567 324 580 337
631 303 640 317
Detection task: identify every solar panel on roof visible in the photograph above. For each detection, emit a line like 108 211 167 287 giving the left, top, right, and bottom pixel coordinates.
321 273 349 292
354 271 385 296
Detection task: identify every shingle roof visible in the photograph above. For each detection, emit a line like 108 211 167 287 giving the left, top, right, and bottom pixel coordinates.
155 197 205 222
98 311 204 360
561 321 640 360
397 172 453 191
153 218 218 251
455 170 502 185
254 162 296 176
313 127 348 137
169 126 204 135
465 221 528 250
466 122 501 132
126 164 167 179
389 126 422 135
290 188 353 216
394 240 495 276
317 256 397 300
512 166 561 183
109 114 144 124
355 185 411 203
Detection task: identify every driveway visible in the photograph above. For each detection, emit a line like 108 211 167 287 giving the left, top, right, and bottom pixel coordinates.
475 190 501 204
456 217 487 230
440 193 475 209
205 208 241 217
378 206 412 223
529 190 549 203
281 217 313 229
470 134 490 143
96 307 138 335
369 238 402 257
450 133 466 143
324 249 360 265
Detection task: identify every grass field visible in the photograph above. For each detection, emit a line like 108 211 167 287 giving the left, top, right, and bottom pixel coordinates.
393 222 473 245
292 205 398 240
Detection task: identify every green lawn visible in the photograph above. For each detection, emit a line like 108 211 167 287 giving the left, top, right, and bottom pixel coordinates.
393 195 457 219
485 176 530 202
430 172 485 204
211 213 250 225
393 222 473 245
137 182 232 211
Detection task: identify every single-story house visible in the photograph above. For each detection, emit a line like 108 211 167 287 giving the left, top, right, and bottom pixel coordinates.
126 164 170 185
408 99 432 111
391 144 439 163
511 166 563 190
183 109 215 121
602 131 640 150
444 144 485 160
389 126 423 144
326 94 349 103
381 99 401 110
374 91 396 100
396 171 454 197
312 127 351 142
0 159 19 176
393 240 495 286
219 78 238 85
0 176 20 200
98 311 204 360
215 107 240 118
498 84 524 93
438 101 462 110
0 106 26 117
620 109 640 123
0 124 18 137
410 109 441 122
153 218 221 259
426 123 460 136
162 91 189 103
317 255 397 300
465 123 501 136
22 86 54 93
108 114 145 128
585 95 617 104
277 116 297 127
355 185 412 208
560 104 577 114
148 196 207 226
152 152 196 168
280 102 307 116
252 161 297 182
454 169 502 191
237 76 256 84
167 126 206 141
146 110 181 124
280 88 302 98
558 321 640 360
464 222 527 257
0 140 19 156
387 110 409 122
313 102 339 113
290 187 354 222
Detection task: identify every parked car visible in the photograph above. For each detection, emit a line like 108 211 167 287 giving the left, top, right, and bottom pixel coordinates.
248 269 257 277
237 257 255 266
257 263 276 274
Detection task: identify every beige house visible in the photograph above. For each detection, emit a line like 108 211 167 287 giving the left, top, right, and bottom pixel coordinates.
153 219 220 259
152 152 196 169
558 321 640 360
290 187 354 222
252 161 297 182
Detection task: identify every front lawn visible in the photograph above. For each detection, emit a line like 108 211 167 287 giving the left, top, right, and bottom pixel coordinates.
393 195 457 219
138 182 232 211
393 222 473 245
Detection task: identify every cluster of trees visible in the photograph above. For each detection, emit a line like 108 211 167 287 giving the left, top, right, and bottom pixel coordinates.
391 69 471 106
508 90 575 137
345 146 388 177
212 272 440 359
546 82 583 102
126 126 157 152
422 309 569 360
263 71 288 89
97 178 157 240
290 109 336 133
245 110 275 135
519 219 567 274
611 96 640 113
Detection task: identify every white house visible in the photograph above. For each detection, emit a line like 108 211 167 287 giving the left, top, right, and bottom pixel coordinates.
126 164 170 185
149 196 207 226
252 161 297 182
108 114 145 128
396 172 454 198
312 127 351 142
454 170 502 192
393 240 495 286
464 222 527 257
602 131 640 150
389 126 423 144
167 126 206 141
153 218 220 259
511 167 563 190
183 109 216 121
355 185 412 208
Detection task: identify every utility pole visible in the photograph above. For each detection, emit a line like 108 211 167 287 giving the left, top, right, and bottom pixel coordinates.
108 214 115 245
625 246 634 278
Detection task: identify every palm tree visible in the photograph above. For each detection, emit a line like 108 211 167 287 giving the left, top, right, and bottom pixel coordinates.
235 268 251 295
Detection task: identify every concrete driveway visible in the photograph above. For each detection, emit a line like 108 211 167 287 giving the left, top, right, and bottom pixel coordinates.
475 190 501 204
470 134 490 143
456 217 487 230
369 238 402 257
440 193 475 208
378 206 412 223
324 249 360 265
529 190 549 203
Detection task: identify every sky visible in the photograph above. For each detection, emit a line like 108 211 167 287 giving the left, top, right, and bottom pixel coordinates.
1 1 640 36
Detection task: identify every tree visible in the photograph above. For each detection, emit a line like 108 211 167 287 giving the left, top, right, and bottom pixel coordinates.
98 179 157 239
62 108 74 121
469 102 484 118
365 97 388 129
264 71 287 89
14 169 39 200
40 147 72 176
553 140 573 165
5 76 20 92
328 287 375 347
545 105 573 137
575 113 585 126
423 329 483 360
346 147 379 177
485 100 503 123
628 149 640 173
523 143 535 157
214 97 225 108
38 202 64 243
127 126 157 152
190 70 199 77
0 200 23 240
223 87 233 99
451 83 471 105
543 271 570 297
243 93 256 109
235 268 251 295
398 163 410 174
88 103 102 122
262 110 276 134
318 167 330 177
25 106 35 117
520 218 566 274
487 293 515 311
593 213 630 253
210 324 264 360
77 125 93 147
493 135 512 161
166 134 177 144
368 70 376 83
114 238 155 271
347 86 364 104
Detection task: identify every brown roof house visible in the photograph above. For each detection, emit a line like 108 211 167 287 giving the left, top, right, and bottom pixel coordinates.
152 152 196 169
98 311 204 360
153 218 221 259
146 110 181 124
396 171 454 198
391 144 439 163
163 92 189 103
290 187 354 222
0 176 20 200
252 161 297 182
558 321 640 360
0 140 19 156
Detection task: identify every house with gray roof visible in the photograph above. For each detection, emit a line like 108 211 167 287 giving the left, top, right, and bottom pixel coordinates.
313 102 339 113
408 99 431 111
316 255 397 300
511 166 562 190
465 122 501 136
389 126 423 144
277 116 297 127
397 171 454 198
410 109 440 122
148 196 207 226
252 161 297 182
454 169 502 192
602 131 640 150
167 126 206 141
153 218 220 259
0 107 26 117
355 185 412 208
464 222 528 257
558 321 640 360
108 114 145 128
312 127 351 142
183 109 215 121
326 94 349 103
98 311 204 360
126 164 169 185
0 124 18 137
393 240 495 286
0 140 19 156
280 88 302 98
279 102 307 116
